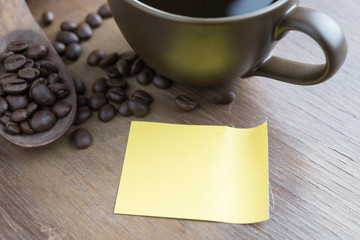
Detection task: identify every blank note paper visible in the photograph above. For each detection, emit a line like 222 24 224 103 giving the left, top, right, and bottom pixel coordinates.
114 121 269 224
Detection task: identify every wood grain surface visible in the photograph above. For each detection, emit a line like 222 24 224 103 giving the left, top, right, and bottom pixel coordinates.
1 0 359 239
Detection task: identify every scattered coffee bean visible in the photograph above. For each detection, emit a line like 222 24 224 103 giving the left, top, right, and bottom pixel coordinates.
98 3 112 18
73 78 86 95
137 67 154 85
0 73 17 84
87 49 105 66
6 95 27 111
20 121 35 135
98 103 116 122
128 98 150 117
30 83 56 107
130 58 143 75
106 78 128 89
132 90 153 104
99 52 119 68
117 100 132 117
18 67 40 81
35 60 59 77
56 31 80 45
74 106 92 125
26 44 48 60
119 51 138 63
213 91 236 104
10 109 30 123
4 54 26 72
152 74 173 89
77 95 88 107
42 11 54 26
175 95 198 112
65 43 82 60
26 102 38 115
48 83 69 99
106 65 121 78
0 51 14 63
53 42 66 56
76 22 92 41
88 92 107 111
0 96 9 116
24 58 35 68
5 121 21 135
60 21 77 32
0 115 10 125
86 13 102 28
2 78 28 94
106 87 127 103
115 59 129 76
70 128 92 149
29 110 56 133
29 78 49 98
51 101 71 118
92 77 108 93
47 73 61 84
7 41 28 53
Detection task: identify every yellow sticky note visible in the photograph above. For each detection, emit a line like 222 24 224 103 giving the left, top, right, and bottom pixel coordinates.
114 121 268 224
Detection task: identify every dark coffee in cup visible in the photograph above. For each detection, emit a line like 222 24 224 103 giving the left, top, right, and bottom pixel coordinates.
138 0 277 18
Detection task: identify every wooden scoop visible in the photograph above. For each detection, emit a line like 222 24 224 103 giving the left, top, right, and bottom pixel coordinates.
0 1 76 147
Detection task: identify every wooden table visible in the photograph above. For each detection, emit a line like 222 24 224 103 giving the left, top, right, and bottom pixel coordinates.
1 0 359 239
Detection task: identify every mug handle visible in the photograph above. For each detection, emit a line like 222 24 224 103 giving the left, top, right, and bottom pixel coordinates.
249 7 347 85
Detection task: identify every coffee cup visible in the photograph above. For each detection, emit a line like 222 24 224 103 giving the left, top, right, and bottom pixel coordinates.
108 0 347 86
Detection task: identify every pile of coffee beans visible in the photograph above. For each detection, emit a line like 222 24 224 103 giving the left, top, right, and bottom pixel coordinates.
0 40 71 135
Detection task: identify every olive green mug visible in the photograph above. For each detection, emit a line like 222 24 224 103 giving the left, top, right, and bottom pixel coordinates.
108 0 347 86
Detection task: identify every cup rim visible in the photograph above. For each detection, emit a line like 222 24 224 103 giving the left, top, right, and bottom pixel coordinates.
127 0 288 22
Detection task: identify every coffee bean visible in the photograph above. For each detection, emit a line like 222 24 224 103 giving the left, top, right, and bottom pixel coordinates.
65 43 82 60
53 42 66 56
73 78 86 95
29 78 49 98
29 110 56 132
106 79 128 89
76 22 92 41
119 51 138 63
0 115 10 125
106 65 121 78
0 73 17 84
56 31 80 45
26 102 38 115
213 91 236 104
74 106 92 125
99 52 119 68
51 101 71 118
70 128 92 149
98 104 116 122
30 83 56 107
117 100 132 117
77 95 88 107
152 74 173 89
132 90 153 104
10 108 30 122
106 87 127 103
2 78 28 94
24 58 35 68
130 58 143 75
26 44 48 60
18 67 40 81
6 95 27 111
35 60 58 77
7 40 28 53
0 96 9 116
48 83 69 99
175 95 198 112
4 54 26 72
5 121 21 135
98 3 112 18
115 59 129 76
42 11 54 26
47 73 61 84
86 13 102 28
137 67 154 85
60 21 77 32
88 92 107 111
92 77 108 93
128 98 150 117
87 49 105 66
0 51 14 63
20 121 35 134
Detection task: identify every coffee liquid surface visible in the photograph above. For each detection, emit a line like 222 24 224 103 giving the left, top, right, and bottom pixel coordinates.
138 0 277 18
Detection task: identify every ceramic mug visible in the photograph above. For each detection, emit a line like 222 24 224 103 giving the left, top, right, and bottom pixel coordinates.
108 0 347 86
